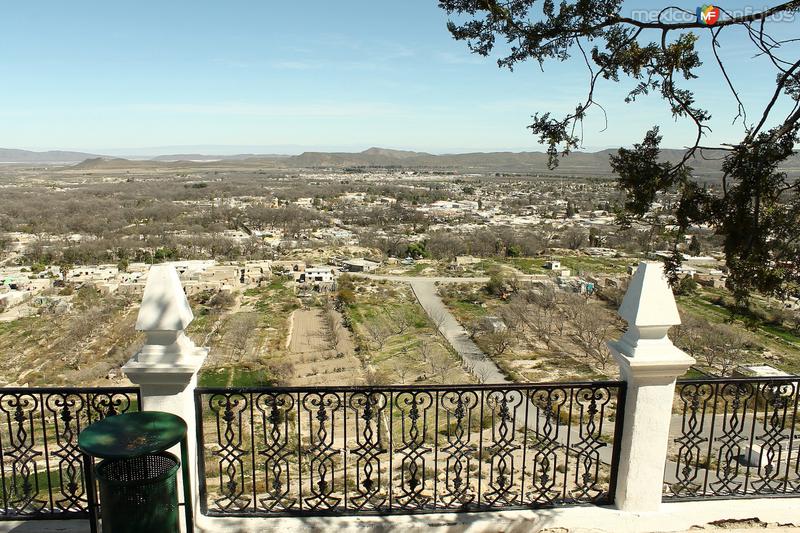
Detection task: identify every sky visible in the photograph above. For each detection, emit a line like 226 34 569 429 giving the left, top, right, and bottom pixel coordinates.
0 1 797 155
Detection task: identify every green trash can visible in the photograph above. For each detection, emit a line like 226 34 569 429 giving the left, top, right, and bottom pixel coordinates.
95 452 181 533
78 411 194 533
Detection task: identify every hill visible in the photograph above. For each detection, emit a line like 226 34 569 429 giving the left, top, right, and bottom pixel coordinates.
275 147 800 177
7 145 799 177
0 148 100 163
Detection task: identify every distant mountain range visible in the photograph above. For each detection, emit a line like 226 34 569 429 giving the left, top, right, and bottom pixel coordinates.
0 148 101 163
3 146 799 177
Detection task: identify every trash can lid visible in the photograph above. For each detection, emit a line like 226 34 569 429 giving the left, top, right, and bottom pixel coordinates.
78 411 187 459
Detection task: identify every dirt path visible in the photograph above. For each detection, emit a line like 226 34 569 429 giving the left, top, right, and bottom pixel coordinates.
409 279 508 384
352 275 508 384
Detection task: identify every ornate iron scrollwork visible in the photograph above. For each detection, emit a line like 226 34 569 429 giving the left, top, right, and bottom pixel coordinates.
0 387 140 519
527 388 568 505
45 393 85 512
196 382 625 516
394 390 433 510
667 378 800 501
671 382 715 496
0 393 45 515
439 389 478 508
571 386 611 501
301 392 343 510
208 392 250 511
482 389 523 506
255 392 296 512
348 391 388 510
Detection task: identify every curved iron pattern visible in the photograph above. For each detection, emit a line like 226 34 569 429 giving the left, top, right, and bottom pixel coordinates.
438 390 478 508
348 390 388 511
208 392 250 511
666 378 800 500
393 390 433 510
195 382 625 516
571 386 612 501
301 392 342 511
527 388 568 504
255 392 296 512
482 390 523 507
0 387 140 520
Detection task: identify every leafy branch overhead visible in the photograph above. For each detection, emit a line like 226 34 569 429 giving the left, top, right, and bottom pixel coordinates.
440 0 800 302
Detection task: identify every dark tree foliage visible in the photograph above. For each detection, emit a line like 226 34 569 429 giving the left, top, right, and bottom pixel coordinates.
440 0 800 302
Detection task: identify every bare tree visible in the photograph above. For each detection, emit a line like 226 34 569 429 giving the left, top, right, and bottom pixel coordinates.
791 310 800 335
672 314 710 364
421 342 455 383
571 300 615 370
520 289 560 348
481 330 514 357
418 339 434 370
562 227 587 250
386 307 412 336
363 322 391 352
465 362 491 384
463 318 483 340
321 298 339 352
395 358 412 385
228 313 259 360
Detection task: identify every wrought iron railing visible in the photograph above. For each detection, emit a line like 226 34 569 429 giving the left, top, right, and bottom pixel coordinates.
665 377 800 500
195 382 625 516
0 387 141 520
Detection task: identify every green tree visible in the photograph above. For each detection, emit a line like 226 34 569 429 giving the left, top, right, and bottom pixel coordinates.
406 241 429 259
59 262 73 282
566 200 576 218
688 235 702 256
506 244 523 257
675 276 699 295
485 270 508 297
440 0 800 303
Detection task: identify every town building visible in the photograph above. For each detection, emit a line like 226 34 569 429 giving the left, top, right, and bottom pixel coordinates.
341 258 380 272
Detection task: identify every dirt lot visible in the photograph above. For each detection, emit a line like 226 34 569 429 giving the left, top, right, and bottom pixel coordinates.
286 307 362 386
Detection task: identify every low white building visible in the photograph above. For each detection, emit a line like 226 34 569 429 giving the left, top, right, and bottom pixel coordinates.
70 265 118 282
302 267 334 285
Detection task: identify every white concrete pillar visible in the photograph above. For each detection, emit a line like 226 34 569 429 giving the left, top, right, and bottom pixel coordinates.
121 265 208 530
609 261 695 512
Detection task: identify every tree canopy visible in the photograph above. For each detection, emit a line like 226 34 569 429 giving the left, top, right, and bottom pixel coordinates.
439 0 800 303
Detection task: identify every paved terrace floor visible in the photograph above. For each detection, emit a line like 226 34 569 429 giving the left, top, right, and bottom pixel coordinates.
0 498 800 533
2 498 798 533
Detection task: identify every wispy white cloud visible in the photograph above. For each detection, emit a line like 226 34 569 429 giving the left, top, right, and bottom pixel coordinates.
268 38 417 71
435 51 484 65
268 59 383 71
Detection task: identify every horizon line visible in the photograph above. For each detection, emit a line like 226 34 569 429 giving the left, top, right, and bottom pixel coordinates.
4 143 691 159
